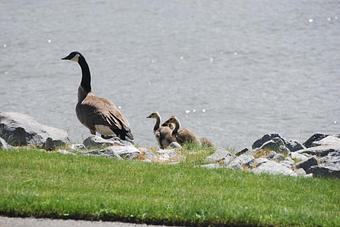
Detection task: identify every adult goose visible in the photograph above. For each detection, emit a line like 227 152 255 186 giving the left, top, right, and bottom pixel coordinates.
163 116 201 146
62 51 134 141
147 112 175 149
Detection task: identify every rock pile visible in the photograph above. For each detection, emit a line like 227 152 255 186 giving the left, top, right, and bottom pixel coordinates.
204 133 340 178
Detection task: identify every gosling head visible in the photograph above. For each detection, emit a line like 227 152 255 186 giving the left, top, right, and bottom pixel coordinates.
61 51 83 63
146 112 160 119
165 116 177 124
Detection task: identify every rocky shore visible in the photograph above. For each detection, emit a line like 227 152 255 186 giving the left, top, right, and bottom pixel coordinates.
1 112 339 178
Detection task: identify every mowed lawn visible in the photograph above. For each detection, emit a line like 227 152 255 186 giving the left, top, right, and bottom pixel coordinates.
0 149 339 226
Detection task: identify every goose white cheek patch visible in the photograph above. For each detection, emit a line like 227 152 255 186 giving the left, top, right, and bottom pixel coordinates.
71 54 80 62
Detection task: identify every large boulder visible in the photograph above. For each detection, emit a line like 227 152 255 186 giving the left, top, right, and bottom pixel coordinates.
297 146 340 157
252 133 304 153
307 151 340 178
311 135 340 147
260 138 290 155
252 134 282 149
295 157 318 172
285 140 305 152
308 165 340 178
252 160 297 176
0 137 10 149
303 133 328 148
0 112 70 148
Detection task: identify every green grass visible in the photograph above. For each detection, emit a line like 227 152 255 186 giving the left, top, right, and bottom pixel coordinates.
0 149 339 226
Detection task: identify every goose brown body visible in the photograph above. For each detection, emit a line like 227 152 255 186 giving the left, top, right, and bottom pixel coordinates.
62 51 133 141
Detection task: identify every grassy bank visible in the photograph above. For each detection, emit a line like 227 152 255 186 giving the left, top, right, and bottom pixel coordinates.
0 149 339 226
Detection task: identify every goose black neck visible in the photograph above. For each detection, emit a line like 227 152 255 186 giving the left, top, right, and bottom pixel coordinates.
172 119 180 136
154 115 161 132
78 56 91 92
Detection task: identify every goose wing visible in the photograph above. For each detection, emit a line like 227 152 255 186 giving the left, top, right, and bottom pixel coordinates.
79 94 134 140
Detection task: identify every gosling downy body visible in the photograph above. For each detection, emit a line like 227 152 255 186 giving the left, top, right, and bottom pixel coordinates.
147 112 176 149
62 51 134 141
163 116 201 146
200 137 215 148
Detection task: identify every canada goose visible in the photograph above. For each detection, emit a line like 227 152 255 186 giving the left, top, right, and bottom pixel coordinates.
62 51 133 141
147 112 176 149
163 116 201 146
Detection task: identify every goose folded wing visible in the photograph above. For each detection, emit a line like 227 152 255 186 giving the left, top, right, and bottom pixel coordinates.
81 96 133 140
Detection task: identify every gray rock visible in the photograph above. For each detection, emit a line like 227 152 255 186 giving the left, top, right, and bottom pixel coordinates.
295 157 318 172
140 149 157 162
312 136 340 147
303 133 328 148
205 148 233 163
200 163 221 169
43 137 66 150
308 165 340 178
307 151 340 178
319 151 340 165
156 149 180 162
294 168 307 176
252 160 297 176
235 148 249 156
169 142 182 149
298 145 340 157
280 158 295 169
223 154 235 166
70 143 86 150
253 158 269 167
290 152 310 162
252 133 283 149
265 151 277 159
285 140 305 152
87 145 140 160
0 137 10 149
83 135 123 148
272 153 286 162
261 138 290 155
252 133 304 153
0 112 69 147
227 153 254 169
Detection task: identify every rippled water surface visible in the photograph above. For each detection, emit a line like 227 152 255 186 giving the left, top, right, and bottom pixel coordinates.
1 0 340 148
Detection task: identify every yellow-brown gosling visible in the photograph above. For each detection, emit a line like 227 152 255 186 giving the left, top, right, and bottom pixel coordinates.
163 116 201 146
146 112 176 149
62 51 133 142
200 137 215 148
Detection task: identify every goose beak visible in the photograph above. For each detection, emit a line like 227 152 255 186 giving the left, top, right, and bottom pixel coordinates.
61 56 69 60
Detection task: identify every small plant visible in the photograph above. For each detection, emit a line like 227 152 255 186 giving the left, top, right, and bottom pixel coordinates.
254 148 273 158
179 142 215 166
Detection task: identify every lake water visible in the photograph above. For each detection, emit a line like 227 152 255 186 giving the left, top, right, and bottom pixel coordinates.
1 0 340 149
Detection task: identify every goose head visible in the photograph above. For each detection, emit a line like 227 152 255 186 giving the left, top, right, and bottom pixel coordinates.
146 112 160 119
62 51 83 63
